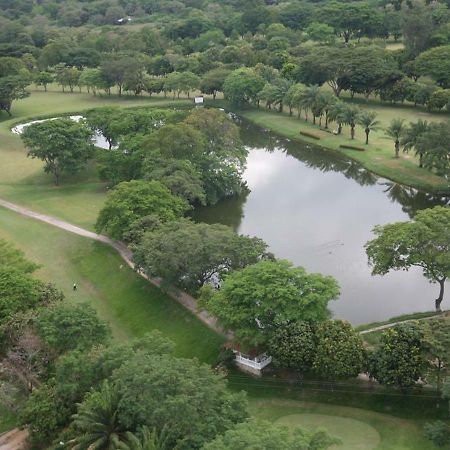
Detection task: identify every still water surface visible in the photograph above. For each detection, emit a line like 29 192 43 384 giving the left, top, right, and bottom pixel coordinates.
195 122 450 325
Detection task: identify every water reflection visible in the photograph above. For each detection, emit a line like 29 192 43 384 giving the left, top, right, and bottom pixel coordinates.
193 121 450 324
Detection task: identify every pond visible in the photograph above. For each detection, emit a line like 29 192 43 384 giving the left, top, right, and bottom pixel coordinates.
194 121 450 325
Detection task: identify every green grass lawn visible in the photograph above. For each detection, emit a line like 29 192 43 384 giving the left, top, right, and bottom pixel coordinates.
250 399 436 450
229 99 450 193
0 207 224 363
0 405 18 434
0 87 190 230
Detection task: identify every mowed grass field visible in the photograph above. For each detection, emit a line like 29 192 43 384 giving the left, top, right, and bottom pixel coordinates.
0 207 224 363
249 399 437 450
235 97 450 193
0 86 190 230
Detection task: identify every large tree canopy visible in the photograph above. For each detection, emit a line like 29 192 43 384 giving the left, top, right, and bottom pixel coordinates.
95 180 189 240
365 206 450 311
22 118 94 185
133 219 268 293
111 354 248 449
202 259 339 345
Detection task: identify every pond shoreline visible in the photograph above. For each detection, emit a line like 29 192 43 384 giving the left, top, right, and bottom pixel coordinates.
219 102 450 195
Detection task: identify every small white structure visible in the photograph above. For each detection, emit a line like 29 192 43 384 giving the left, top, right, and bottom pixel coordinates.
194 96 204 107
233 350 272 377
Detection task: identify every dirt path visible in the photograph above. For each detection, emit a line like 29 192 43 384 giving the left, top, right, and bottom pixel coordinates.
0 198 225 336
360 313 444 335
0 428 29 450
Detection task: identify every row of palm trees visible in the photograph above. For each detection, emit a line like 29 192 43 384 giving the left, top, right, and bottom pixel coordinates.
258 83 381 144
257 82 438 165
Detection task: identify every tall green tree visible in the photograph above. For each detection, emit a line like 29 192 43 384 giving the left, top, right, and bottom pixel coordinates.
312 320 366 379
133 219 268 293
358 111 380 145
70 380 125 450
202 259 339 346
22 118 94 185
416 123 450 177
223 68 265 107
369 323 424 389
401 119 430 168
340 104 360 140
365 206 450 311
385 118 405 158
95 180 189 240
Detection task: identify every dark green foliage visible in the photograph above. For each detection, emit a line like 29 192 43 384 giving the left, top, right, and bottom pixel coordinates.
268 322 316 371
313 320 366 379
202 259 339 346
369 323 424 389
110 354 248 449
35 303 110 354
95 180 189 240
133 219 268 293
201 419 340 450
366 206 450 311
22 118 94 185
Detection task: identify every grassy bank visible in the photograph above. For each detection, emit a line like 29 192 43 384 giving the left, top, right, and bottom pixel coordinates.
226 102 449 194
0 207 224 363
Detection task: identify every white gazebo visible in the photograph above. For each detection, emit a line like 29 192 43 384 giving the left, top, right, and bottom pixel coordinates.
233 350 272 376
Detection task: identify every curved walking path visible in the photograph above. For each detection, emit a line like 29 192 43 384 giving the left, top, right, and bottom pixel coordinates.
0 198 225 336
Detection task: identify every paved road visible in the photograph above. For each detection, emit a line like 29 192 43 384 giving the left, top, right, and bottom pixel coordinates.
0 198 225 336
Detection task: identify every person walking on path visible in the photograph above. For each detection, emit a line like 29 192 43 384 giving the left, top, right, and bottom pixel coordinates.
73 283 77 291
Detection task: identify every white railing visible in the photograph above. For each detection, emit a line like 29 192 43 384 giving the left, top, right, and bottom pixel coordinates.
234 352 272 370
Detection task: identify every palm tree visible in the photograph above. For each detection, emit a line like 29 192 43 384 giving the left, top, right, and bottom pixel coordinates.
401 119 430 167
328 101 347 134
299 85 320 123
385 118 405 158
358 111 380 145
118 427 170 450
70 381 125 450
340 104 361 139
320 92 337 129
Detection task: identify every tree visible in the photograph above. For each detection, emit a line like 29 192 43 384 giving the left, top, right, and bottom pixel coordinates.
385 118 405 158
36 303 110 354
358 111 380 145
401 119 431 168
312 320 366 379
369 323 424 389
55 66 80 93
416 46 450 88
340 104 360 140
200 68 231 99
0 75 29 116
328 101 347 134
306 22 335 44
0 239 39 273
22 118 94 185
133 219 268 293
119 426 169 450
422 319 450 391
95 180 189 240
202 420 340 450
164 71 200 98
298 85 320 123
111 354 248 450
268 322 316 371
366 206 450 311
202 260 339 346
416 123 450 177
70 381 125 450
223 68 265 107
0 267 44 321
34 71 53 91
20 384 59 445
424 420 450 448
